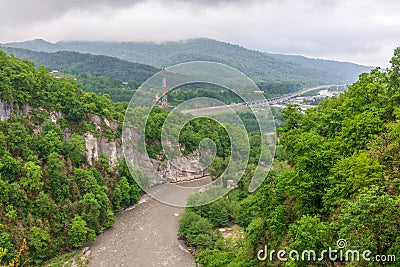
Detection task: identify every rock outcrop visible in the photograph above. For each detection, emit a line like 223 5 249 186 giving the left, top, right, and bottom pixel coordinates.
83 114 122 167
0 100 209 184
123 128 210 185
0 100 14 121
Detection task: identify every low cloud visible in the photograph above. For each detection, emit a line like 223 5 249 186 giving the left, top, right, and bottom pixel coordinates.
0 0 399 66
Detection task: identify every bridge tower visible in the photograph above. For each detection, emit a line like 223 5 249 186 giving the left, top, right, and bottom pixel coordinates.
161 67 168 110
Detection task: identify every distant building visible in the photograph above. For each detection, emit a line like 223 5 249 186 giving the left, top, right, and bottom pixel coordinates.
49 69 63 78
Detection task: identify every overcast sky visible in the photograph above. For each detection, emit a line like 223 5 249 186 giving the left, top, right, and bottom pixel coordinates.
0 0 399 67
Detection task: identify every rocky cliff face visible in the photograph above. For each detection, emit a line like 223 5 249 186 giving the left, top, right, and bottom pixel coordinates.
122 127 210 185
0 100 47 120
0 100 122 167
0 101 14 121
0 100 209 184
152 152 210 183
83 114 122 167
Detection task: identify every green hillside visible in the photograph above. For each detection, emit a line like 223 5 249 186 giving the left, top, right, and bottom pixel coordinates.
267 52 372 83
2 38 371 85
177 47 400 266
0 50 145 266
0 46 158 83
0 50 258 266
0 47 162 102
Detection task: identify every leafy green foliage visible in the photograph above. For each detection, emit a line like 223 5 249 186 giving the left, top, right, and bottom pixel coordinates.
1 47 158 83
0 50 145 265
29 227 52 265
63 133 86 167
179 211 222 250
68 215 94 248
334 187 400 258
179 47 400 266
0 49 125 121
144 108 232 159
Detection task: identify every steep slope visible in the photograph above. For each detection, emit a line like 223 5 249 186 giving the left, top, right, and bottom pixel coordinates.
2 38 371 84
267 52 372 84
0 50 145 266
178 47 400 267
0 46 158 83
3 38 58 52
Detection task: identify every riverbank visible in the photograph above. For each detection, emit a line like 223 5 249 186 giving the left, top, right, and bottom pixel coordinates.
86 193 196 267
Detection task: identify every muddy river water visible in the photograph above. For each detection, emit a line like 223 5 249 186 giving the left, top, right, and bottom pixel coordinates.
87 178 211 267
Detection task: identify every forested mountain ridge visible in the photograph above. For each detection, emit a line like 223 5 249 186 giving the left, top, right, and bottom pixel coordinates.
0 50 257 266
2 38 371 85
0 46 159 83
267 52 372 83
0 47 161 102
0 50 146 266
178 48 400 266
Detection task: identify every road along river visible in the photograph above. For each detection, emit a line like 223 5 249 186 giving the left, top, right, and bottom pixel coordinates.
87 177 212 267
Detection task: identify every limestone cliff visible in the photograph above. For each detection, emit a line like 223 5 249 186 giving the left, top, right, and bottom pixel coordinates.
0 100 209 184
83 114 122 167
0 100 122 167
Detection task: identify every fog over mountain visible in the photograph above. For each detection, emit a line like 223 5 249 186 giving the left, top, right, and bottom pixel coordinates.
2 38 371 85
1 0 399 66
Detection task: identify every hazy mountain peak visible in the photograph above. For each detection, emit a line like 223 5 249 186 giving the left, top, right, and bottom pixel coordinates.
1 38 371 84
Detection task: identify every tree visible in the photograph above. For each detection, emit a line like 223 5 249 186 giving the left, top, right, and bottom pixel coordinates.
73 168 98 195
45 152 67 203
81 192 101 231
0 233 15 265
42 121 63 139
116 177 131 207
68 215 95 248
209 157 228 179
0 131 6 158
6 122 32 158
323 152 384 211
20 161 43 191
179 211 215 249
33 191 52 219
0 153 22 183
280 104 303 133
29 227 51 264
190 198 232 228
64 133 86 167
288 215 332 265
338 111 384 155
35 129 63 159
334 187 399 258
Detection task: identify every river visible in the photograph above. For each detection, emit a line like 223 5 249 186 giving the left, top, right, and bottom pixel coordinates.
87 177 212 267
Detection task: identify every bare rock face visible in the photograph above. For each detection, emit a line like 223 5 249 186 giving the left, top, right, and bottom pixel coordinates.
83 114 123 167
153 154 209 183
86 120 209 184
123 128 210 186
122 127 163 184
0 101 33 120
0 100 209 183
0 100 14 120
84 132 122 167
0 100 64 123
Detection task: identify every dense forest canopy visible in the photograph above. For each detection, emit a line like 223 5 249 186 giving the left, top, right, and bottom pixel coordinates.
0 51 269 266
1 47 313 103
2 38 370 85
0 50 146 266
0 47 159 84
178 47 400 267
0 44 397 266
